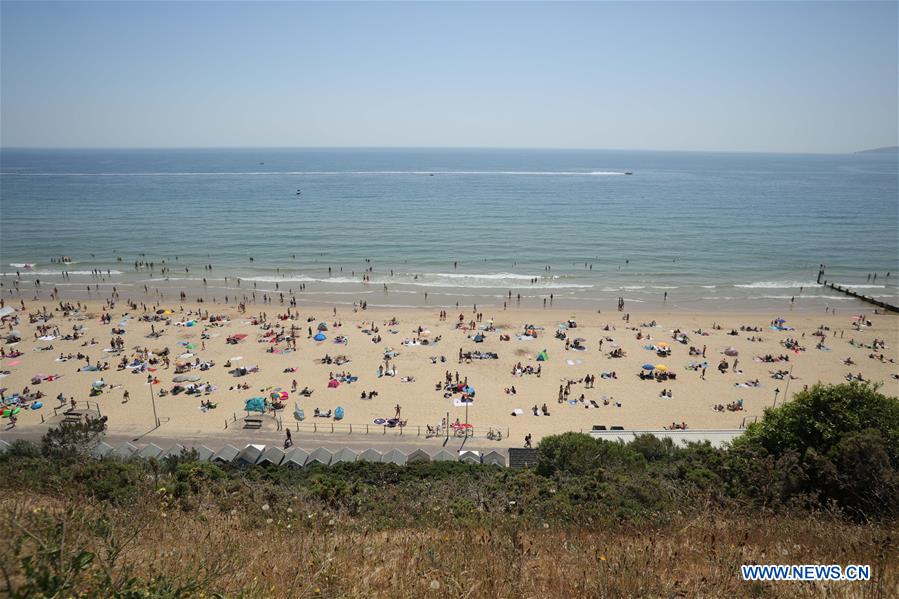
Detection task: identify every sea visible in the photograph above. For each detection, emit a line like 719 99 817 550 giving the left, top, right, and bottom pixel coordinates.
1 148 897 312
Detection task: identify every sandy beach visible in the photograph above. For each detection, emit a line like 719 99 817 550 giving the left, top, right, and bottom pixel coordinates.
1 294 896 447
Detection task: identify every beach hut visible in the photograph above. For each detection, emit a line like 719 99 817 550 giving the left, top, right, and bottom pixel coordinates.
431 449 456 462
111 442 139 460
458 450 482 464
407 449 431 463
382 449 407 465
307 447 333 466
91 442 114 460
137 443 164 459
331 447 358 464
258 446 285 466
159 444 186 460
482 451 507 467
194 446 215 462
359 448 383 463
283 447 309 468
237 444 265 466
212 445 240 465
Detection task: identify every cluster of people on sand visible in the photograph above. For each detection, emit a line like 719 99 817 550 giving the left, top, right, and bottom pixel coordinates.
638 369 676 382
770 369 795 380
868 352 896 364
509 362 541 377
532 403 550 416
735 379 761 388
713 400 743 412
781 338 805 351
458 349 498 362
756 353 791 363
664 422 689 430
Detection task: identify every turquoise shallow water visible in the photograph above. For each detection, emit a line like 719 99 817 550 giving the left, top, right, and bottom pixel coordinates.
1 148 897 311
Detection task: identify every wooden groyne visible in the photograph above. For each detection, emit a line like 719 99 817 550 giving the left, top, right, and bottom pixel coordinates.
816 265 898 313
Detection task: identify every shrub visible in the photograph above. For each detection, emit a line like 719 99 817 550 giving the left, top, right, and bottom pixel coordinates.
735 382 899 519
736 382 899 465
40 420 107 462
536 432 645 477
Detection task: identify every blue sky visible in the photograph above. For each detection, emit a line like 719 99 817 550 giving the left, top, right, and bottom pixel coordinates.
1 1 896 153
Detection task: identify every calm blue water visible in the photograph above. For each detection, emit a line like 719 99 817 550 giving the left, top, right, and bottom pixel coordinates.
1 148 897 310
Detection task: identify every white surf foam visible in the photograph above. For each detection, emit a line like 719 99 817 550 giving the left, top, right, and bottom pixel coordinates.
1 170 629 177
734 281 820 289
0 269 123 276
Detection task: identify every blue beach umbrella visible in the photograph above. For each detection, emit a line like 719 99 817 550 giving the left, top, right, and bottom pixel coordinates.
313 332 326 341
642 364 655 371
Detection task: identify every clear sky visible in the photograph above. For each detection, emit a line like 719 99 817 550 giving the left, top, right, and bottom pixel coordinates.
2 1 896 153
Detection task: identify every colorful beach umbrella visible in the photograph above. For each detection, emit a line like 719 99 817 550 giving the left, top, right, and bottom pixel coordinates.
642 364 655 370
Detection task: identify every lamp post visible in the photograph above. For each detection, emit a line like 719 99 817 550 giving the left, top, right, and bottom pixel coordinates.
782 365 794 402
772 387 780 409
149 385 159 428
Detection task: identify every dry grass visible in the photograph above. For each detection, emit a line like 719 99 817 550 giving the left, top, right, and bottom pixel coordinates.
2 491 895 598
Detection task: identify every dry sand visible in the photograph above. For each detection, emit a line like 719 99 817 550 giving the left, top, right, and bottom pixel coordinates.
1 298 897 446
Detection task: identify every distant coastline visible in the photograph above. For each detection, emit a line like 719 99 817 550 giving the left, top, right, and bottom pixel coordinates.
854 145 899 154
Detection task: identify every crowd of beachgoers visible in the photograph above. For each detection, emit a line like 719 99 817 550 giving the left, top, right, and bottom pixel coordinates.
1 288 896 445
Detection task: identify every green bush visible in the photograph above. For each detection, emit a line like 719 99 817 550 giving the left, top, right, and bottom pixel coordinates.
737 382 899 465
536 432 645 477
41 420 107 462
735 382 899 519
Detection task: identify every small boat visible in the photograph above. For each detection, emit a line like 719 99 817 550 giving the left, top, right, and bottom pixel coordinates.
624 172 633 175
